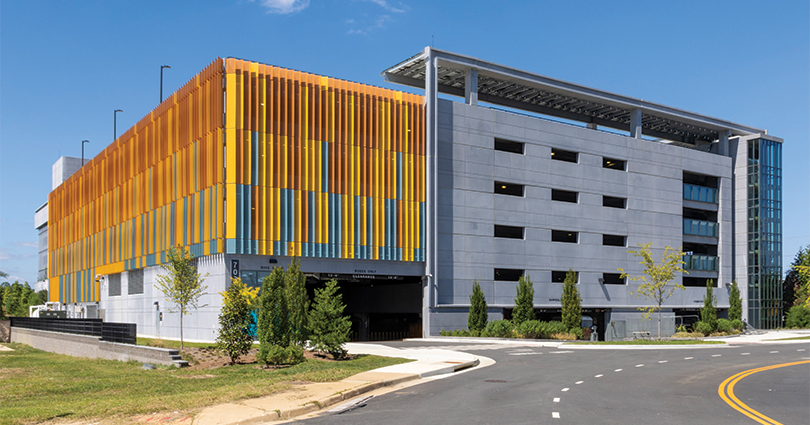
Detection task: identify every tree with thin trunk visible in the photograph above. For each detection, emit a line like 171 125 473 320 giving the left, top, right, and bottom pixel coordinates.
512 274 535 326
619 243 687 339
155 247 208 350
561 269 581 332
285 257 309 347
728 279 742 322
468 280 488 333
701 279 717 332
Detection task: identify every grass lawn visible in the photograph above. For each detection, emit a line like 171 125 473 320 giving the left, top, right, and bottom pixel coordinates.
570 339 726 345
0 342 409 425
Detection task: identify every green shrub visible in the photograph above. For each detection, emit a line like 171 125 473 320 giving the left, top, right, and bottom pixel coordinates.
570 327 584 340
542 321 568 338
516 320 543 339
485 320 514 338
701 280 717 332
512 275 535 326
785 306 810 328
561 269 581 332
676 325 687 333
728 280 742 322
731 319 744 330
216 278 259 364
716 318 733 333
308 279 352 359
693 321 713 336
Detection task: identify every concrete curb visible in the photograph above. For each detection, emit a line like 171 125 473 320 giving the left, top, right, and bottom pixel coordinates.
215 359 480 425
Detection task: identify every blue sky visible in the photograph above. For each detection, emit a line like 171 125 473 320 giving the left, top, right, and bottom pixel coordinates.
1 0 807 284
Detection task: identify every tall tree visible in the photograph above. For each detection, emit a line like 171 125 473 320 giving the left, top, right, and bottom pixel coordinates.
216 278 259 364
512 274 535 325
257 267 289 363
4 282 24 317
285 258 309 346
785 246 810 308
155 247 209 349
561 269 581 332
468 280 488 332
308 279 352 359
728 280 742 322
619 243 687 339
701 279 717 331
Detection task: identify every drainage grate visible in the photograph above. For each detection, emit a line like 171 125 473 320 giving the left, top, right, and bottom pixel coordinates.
485 379 507 383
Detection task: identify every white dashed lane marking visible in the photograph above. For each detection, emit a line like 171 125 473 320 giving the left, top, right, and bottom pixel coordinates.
712 354 722 357
635 364 644 367
552 412 560 419
741 353 750 355
614 369 622 372
658 360 668 363
594 374 603 378
561 388 569 392
798 349 806 352
770 351 779 354
575 381 583 385
553 398 560 403
684 357 694 360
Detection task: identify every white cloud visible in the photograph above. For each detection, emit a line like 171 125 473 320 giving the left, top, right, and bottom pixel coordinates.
364 0 407 13
13 241 38 248
256 0 310 14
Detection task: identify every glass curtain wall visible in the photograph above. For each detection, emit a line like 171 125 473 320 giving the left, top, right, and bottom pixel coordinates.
747 138 782 329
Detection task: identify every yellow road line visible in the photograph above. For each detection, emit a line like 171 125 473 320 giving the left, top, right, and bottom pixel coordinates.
718 360 810 425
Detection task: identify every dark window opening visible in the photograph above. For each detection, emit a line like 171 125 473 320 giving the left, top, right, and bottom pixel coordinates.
602 273 625 285
494 181 524 197
495 138 524 154
683 277 709 288
552 270 577 283
683 207 717 221
551 148 578 163
603 157 626 170
495 268 524 281
495 225 524 239
683 171 718 188
551 189 578 203
683 242 717 256
603 196 626 209
603 234 626 247
552 230 578 243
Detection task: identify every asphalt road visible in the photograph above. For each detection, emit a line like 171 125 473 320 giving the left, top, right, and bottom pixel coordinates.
299 340 810 425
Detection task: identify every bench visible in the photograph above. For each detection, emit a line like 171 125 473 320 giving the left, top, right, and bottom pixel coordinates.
632 331 651 340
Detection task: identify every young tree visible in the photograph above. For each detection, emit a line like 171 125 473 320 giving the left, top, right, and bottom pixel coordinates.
37 289 49 304
4 282 23 317
512 274 535 325
285 257 309 347
728 279 742 322
468 280 488 332
561 269 581 332
257 267 289 363
155 247 209 349
308 279 352 359
216 278 259 364
701 279 717 332
619 243 687 339
785 246 810 308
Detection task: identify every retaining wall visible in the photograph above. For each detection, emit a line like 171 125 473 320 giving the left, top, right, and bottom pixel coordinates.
11 327 182 366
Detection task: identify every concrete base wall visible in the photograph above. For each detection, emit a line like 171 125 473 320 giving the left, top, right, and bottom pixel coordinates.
11 327 181 366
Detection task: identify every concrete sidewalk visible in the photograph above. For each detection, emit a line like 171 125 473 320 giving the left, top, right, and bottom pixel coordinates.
191 343 486 425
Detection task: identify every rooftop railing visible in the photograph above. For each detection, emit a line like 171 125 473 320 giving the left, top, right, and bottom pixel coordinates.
683 183 718 204
683 218 719 238
683 254 718 272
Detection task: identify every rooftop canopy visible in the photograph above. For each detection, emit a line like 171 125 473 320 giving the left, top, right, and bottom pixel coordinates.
382 48 764 144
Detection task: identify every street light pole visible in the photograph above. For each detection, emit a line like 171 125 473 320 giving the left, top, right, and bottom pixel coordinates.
81 140 90 166
160 65 171 103
114 109 123 141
